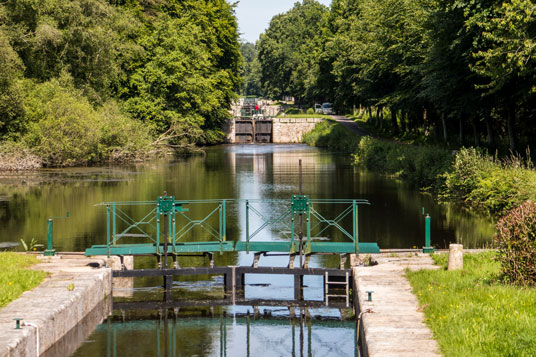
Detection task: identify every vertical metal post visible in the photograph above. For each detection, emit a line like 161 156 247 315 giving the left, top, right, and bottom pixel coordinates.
163 213 168 269
299 159 303 268
112 203 116 245
172 204 176 253
156 203 160 256
246 314 250 357
106 205 111 257
44 219 55 256
222 200 227 241
219 201 223 241
353 200 358 254
245 200 250 253
423 214 434 253
426 214 430 247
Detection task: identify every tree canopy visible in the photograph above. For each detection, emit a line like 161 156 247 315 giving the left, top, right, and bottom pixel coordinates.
256 0 536 152
0 0 241 166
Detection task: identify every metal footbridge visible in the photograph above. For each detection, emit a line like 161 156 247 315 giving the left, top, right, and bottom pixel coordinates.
84 194 380 259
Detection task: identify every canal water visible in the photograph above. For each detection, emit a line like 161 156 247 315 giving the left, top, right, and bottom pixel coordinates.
0 144 494 356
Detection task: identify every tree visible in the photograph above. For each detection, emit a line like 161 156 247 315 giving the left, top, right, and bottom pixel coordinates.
257 0 328 104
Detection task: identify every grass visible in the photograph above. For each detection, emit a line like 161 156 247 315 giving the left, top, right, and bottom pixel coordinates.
406 252 536 356
302 120 361 153
0 253 48 308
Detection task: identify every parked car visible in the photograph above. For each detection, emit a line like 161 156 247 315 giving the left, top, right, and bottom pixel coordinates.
322 103 334 115
314 104 323 114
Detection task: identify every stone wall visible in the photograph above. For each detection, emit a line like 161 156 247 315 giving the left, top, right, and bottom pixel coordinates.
272 117 324 143
0 255 112 357
223 119 235 143
223 117 324 143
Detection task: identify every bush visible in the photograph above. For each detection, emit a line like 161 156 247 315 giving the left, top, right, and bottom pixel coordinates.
21 78 152 166
495 200 536 286
354 136 453 188
441 148 536 216
303 120 360 153
306 107 315 114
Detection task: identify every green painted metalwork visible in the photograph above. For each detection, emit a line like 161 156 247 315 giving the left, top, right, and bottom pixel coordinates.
236 197 376 254
85 195 380 257
86 198 231 257
423 213 435 253
44 211 69 256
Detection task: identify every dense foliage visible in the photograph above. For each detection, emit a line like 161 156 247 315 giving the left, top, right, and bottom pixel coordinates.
441 147 536 215
354 136 453 188
239 42 261 96
302 120 360 153
257 0 536 152
495 201 536 286
0 0 241 167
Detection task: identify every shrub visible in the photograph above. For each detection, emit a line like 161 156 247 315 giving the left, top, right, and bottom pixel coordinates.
495 200 536 286
303 120 360 153
21 78 152 166
306 107 315 114
441 148 536 216
353 137 453 188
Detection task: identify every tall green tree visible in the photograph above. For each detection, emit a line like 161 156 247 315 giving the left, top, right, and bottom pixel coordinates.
257 0 328 104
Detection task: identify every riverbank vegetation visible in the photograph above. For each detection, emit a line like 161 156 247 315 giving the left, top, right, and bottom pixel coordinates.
251 0 536 154
0 0 241 168
305 120 536 218
407 252 536 356
303 120 359 153
0 253 46 308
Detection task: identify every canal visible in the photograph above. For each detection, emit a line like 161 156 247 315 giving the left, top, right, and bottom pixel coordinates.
0 144 494 356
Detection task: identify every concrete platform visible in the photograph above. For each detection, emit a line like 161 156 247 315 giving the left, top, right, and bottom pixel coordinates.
353 253 441 357
0 254 112 357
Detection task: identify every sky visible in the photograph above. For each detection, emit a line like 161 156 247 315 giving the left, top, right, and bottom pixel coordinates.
234 0 332 43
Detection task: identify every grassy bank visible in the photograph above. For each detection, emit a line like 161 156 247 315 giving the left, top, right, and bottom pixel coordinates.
0 253 47 308
406 252 536 356
305 120 536 217
354 136 453 189
302 120 360 153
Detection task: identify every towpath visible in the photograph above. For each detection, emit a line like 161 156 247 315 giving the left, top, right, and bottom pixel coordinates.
353 253 441 356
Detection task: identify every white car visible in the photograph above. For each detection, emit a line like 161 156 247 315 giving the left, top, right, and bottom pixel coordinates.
314 104 323 114
322 103 334 115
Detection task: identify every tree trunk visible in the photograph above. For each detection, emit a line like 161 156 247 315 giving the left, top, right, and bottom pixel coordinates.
390 107 398 134
367 106 372 122
486 118 494 146
400 111 406 133
433 117 440 141
379 107 384 130
507 104 516 151
471 118 480 146
441 112 448 142
458 115 463 145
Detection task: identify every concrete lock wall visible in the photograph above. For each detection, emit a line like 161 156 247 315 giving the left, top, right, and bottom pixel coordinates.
272 117 324 143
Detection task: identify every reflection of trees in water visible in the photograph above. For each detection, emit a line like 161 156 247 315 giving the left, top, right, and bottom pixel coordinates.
0 146 494 254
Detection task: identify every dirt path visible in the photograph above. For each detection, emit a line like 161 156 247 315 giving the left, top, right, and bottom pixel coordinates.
332 115 372 136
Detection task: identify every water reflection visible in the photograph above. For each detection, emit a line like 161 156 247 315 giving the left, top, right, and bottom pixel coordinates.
73 305 357 357
0 144 493 253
